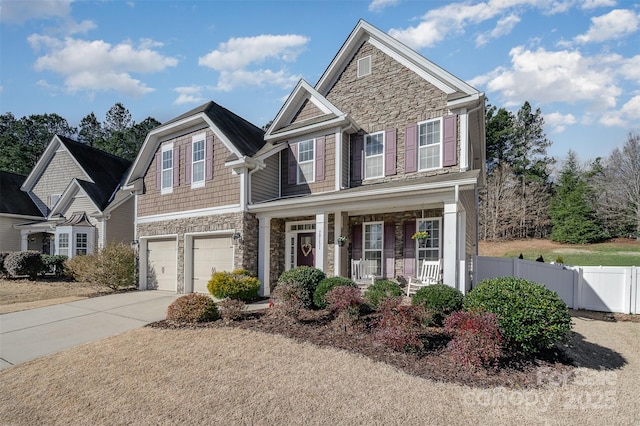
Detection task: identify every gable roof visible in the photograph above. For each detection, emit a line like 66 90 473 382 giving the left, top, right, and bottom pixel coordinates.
126 100 266 187
0 171 43 217
315 20 482 108
264 80 356 142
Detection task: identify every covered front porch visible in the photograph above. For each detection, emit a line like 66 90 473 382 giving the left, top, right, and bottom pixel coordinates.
250 172 479 296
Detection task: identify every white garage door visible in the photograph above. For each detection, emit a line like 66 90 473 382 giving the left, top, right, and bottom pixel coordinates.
192 236 234 294
147 239 177 291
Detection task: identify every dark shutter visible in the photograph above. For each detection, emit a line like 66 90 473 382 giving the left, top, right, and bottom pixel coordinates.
352 134 363 181
172 146 179 187
443 115 458 167
384 222 395 278
315 136 325 181
185 144 192 185
288 143 298 185
351 224 362 261
206 136 214 180
403 221 416 277
385 128 396 176
155 152 161 189
405 124 417 173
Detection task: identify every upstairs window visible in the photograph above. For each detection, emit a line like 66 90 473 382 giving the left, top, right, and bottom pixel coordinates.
297 139 315 184
192 137 205 186
161 145 173 193
364 132 384 179
418 118 442 170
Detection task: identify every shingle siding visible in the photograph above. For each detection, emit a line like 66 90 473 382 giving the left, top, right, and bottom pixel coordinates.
281 133 336 196
32 148 89 213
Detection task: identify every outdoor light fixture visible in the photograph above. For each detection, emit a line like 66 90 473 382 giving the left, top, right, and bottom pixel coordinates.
232 232 242 243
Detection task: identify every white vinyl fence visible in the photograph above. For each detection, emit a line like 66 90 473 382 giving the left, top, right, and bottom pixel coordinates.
474 256 639 314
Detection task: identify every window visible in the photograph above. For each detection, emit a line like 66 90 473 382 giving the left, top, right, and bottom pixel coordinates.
418 118 441 170
161 145 173 192
357 55 371 77
58 233 69 257
192 138 205 185
297 139 315 184
364 222 383 276
76 233 88 256
416 218 440 264
364 132 384 179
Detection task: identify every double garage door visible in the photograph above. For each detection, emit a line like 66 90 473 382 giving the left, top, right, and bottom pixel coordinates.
146 236 234 293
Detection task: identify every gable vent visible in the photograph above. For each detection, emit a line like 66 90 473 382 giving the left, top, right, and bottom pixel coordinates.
357 55 371 78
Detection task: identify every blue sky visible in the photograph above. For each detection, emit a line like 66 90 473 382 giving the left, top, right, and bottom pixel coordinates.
1 0 638 164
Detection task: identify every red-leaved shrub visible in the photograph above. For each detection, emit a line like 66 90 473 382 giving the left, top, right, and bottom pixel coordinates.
372 297 431 352
444 311 503 368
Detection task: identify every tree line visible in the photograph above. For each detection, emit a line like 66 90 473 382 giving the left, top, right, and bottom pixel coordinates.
0 103 160 175
481 100 640 243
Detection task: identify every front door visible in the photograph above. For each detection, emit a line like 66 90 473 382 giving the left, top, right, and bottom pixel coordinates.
296 232 315 267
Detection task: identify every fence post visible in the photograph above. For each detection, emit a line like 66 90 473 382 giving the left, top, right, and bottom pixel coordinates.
631 266 638 315
575 267 583 311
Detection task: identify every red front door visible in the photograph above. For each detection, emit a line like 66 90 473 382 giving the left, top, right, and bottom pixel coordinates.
296 232 315 267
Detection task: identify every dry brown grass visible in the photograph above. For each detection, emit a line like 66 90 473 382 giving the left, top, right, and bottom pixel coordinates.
0 316 638 425
0 278 108 314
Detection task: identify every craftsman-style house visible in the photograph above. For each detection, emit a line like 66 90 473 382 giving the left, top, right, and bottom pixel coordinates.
125 20 485 295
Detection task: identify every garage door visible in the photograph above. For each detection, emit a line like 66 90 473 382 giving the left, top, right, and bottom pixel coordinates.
147 239 177 291
192 236 234 293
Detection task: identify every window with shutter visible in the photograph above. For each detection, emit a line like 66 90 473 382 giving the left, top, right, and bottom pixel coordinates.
364 131 384 179
191 133 206 187
418 118 442 171
160 144 173 194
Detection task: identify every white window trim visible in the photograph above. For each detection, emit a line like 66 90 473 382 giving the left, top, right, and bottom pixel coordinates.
57 232 69 257
75 232 88 256
363 221 383 276
161 143 173 194
418 117 443 171
297 139 315 185
191 134 206 189
364 131 385 180
416 217 442 264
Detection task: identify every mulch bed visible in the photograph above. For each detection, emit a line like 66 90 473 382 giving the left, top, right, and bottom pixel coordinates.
149 307 576 389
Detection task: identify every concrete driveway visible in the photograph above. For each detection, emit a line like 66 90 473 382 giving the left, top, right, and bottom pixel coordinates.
0 291 180 370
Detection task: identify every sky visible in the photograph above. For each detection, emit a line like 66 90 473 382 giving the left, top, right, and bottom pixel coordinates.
1 0 638 164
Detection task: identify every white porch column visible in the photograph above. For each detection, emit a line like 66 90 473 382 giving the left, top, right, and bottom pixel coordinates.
20 230 29 251
443 202 459 288
458 209 467 294
335 130 343 191
258 216 271 296
333 211 343 276
316 213 328 273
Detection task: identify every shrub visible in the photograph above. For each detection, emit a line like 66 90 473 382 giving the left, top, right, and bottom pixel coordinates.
218 298 247 321
4 251 45 279
42 255 68 278
412 284 463 325
65 243 135 290
276 266 325 309
324 285 364 313
269 281 305 319
313 276 357 309
444 311 503 368
364 279 404 308
166 293 219 323
0 252 10 277
463 277 572 355
373 297 430 352
207 271 261 301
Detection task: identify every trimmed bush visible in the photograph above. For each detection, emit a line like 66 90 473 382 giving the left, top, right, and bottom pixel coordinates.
364 279 404 308
0 252 10 277
65 243 135 290
42 254 68 278
4 251 45 279
269 281 305 319
444 311 503 368
207 270 261 301
463 277 572 355
373 297 431 352
313 276 357 309
276 266 326 309
167 293 219 323
412 284 463 325
218 298 247 321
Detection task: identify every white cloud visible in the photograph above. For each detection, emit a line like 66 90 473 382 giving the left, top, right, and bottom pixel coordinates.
173 86 206 105
476 14 521 46
581 0 616 9
368 0 401 12
28 35 178 97
0 0 73 23
544 111 577 133
602 95 640 127
575 9 640 44
199 34 308 91
471 46 623 110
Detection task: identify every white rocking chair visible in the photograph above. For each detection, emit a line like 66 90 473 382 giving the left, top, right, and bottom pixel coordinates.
406 260 441 296
351 259 376 289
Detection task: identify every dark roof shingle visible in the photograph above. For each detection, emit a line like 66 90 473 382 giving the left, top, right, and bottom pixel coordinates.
0 171 43 217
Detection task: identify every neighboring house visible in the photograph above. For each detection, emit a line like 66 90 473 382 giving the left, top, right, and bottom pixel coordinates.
11 135 134 257
0 171 44 252
126 19 485 296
